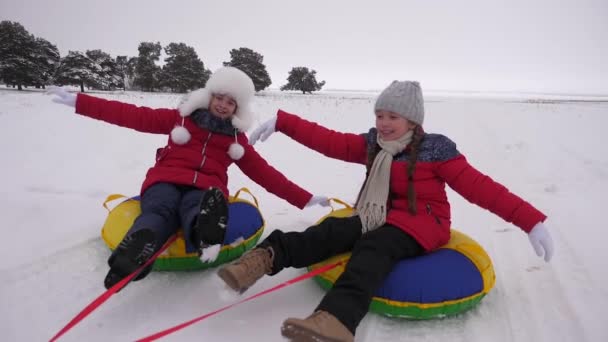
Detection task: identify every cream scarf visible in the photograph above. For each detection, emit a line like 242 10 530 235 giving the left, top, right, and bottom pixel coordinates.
356 130 413 232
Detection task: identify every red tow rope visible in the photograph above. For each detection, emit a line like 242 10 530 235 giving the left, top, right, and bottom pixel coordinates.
136 260 344 342
49 235 177 342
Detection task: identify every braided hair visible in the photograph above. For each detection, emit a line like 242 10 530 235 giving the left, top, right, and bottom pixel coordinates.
405 125 424 214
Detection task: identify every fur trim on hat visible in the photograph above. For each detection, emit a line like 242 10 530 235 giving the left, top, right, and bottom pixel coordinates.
231 109 254 132
178 88 209 118
177 67 255 132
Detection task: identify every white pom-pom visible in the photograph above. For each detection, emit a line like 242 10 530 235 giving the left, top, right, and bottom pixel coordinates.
170 126 191 145
228 142 245 160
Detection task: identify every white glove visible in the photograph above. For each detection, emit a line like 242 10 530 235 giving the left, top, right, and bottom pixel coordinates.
47 86 77 107
249 116 277 145
305 195 330 208
528 222 554 262
199 244 221 263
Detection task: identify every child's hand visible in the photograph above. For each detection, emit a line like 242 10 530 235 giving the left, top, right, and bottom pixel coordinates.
249 116 277 145
47 86 77 107
305 195 330 208
199 244 221 263
528 222 554 262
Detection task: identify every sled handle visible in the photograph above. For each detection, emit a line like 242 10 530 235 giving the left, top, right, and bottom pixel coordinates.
231 188 259 208
328 198 353 211
102 194 128 212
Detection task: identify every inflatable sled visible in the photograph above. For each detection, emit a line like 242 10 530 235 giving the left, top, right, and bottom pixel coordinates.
308 199 495 319
101 188 265 271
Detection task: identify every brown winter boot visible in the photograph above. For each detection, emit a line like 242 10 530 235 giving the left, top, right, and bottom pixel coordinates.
281 310 354 342
217 247 273 293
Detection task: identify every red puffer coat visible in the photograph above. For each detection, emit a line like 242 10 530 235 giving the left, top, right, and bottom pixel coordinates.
276 109 546 251
74 94 312 209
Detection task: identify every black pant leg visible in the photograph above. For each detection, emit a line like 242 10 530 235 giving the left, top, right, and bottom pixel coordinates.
259 216 362 275
316 224 424 334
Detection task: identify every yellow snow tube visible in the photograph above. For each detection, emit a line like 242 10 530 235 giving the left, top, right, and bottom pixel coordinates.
100 188 265 271
309 199 495 319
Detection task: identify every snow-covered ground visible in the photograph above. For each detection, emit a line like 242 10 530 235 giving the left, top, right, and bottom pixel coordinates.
1 87 607 341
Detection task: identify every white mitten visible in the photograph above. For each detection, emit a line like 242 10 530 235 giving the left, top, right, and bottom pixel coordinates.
249 116 277 145
47 86 77 107
199 244 221 263
305 195 330 208
528 222 554 262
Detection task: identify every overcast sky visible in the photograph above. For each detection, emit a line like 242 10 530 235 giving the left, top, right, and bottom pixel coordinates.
2 0 607 94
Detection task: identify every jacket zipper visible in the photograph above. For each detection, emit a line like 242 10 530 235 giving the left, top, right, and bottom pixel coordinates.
426 203 441 225
193 132 212 184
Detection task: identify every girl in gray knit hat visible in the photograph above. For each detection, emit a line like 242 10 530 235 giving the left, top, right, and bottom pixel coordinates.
218 80 554 342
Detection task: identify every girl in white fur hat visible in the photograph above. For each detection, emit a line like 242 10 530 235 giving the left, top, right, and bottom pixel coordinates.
48 67 328 290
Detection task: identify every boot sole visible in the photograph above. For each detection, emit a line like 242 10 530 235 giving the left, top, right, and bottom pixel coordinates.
281 323 346 342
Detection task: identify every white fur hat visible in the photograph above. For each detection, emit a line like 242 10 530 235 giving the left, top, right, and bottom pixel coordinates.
170 67 255 160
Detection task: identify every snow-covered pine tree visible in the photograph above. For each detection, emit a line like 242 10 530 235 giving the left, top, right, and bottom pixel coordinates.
223 47 271 92
125 56 138 90
280 67 326 94
54 51 97 92
115 56 135 90
0 21 39 90
32 37 60 89
160 42 210 93
85 49 121 90
115 56 128 90
133 42 161 92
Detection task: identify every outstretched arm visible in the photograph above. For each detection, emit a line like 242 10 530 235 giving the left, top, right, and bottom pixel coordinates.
438 154 546 231
235 135 322 209
75 93 178 134
49 87 178 135
437 153 554 261
429 135 553 261
250 110 369 164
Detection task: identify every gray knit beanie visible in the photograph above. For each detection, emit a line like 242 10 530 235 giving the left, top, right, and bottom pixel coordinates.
374 81 425 125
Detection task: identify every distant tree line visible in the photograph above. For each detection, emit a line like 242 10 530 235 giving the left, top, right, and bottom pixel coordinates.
0 20 325 94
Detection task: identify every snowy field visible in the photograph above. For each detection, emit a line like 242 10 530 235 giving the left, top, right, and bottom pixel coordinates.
1 87 607 341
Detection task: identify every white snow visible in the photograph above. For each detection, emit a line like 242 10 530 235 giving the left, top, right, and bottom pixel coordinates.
1 87 607 341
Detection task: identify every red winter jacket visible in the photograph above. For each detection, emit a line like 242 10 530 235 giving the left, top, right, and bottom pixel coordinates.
74 94 312 209
276 110 546 251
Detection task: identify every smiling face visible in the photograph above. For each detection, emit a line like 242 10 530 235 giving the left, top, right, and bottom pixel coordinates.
208 93 237 119
375 110 417 141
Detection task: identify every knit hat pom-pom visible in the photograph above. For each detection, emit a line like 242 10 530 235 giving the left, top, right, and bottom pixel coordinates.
170 126 191 145
228 142 245 160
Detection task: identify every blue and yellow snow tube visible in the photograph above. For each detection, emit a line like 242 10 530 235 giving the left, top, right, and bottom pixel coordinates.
101 188 265 271
308 199 495 319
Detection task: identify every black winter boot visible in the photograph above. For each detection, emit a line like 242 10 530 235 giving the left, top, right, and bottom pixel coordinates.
104 228 158 290
191 187 228 255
